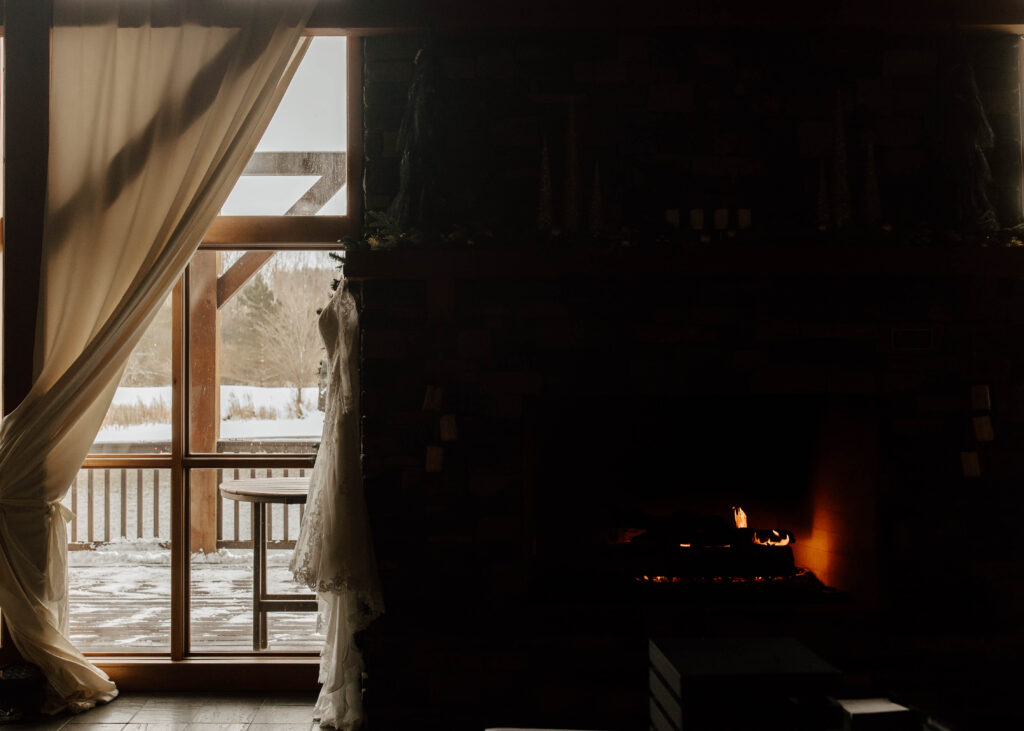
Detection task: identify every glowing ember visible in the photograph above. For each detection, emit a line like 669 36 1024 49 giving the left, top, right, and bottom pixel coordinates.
614 528 647 544
733 506 747 528
634 569 810 584
679 543 692 548
752 529 791 547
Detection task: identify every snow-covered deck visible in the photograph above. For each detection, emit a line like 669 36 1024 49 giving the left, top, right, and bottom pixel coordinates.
69 543 323 653
74 388 329 653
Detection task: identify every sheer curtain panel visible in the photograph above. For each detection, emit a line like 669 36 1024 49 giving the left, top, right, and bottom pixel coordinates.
0 0 315 713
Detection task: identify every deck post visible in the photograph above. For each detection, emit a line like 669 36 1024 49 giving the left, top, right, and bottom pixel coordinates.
0 0 53 665
188 251 222 554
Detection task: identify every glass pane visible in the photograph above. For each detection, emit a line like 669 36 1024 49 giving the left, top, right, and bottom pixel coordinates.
220 37 347 216
91 293 173 454
190 250 340 454
66 467 172 652
189 468 322 652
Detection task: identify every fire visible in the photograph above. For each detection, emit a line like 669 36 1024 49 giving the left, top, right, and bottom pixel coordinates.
635 575 683 584
733 506 747 528
613 527 647 544
752 529 791 547
678 543 691 548
634 569 810 585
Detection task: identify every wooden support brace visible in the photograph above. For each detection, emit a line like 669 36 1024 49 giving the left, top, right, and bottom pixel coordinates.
217 251 276 309
189 252 222 554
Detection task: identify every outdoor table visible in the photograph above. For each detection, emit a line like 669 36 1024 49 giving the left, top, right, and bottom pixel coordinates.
219 477 315 650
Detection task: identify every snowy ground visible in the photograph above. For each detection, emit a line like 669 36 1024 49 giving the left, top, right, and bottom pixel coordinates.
95 385 324 444
69 541 323 652
78 384 321 546
71 385 326 651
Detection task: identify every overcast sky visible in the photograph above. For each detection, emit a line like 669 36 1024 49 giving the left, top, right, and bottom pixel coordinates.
221 37 347 216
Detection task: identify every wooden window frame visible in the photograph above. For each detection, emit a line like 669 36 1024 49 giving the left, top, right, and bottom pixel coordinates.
88 34 360 662
201 34 363 250
2 9 363 667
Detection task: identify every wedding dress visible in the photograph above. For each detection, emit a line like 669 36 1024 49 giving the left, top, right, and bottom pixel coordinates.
291 281 383 729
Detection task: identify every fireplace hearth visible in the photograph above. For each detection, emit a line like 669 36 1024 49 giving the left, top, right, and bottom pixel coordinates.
529 394 873 605
620 505 799 580
531 504 839 604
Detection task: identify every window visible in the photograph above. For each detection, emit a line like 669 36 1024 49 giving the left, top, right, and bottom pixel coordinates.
69 36 361 657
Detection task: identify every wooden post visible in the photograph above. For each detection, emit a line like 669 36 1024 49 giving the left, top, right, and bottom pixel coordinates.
188 251 222 554
0 0 53 664
2 0 51 413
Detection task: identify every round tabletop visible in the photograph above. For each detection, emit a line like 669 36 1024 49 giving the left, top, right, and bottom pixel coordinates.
219 477 310 504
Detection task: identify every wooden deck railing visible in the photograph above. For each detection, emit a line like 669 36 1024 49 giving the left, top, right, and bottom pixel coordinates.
68 441 312 551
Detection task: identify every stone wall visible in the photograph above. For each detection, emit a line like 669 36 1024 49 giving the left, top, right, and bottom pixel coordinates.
354 28 1024 731
362 30 1022 237
356 270 1024 729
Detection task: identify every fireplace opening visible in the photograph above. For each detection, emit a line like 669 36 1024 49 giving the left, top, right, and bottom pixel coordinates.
530 395 878 603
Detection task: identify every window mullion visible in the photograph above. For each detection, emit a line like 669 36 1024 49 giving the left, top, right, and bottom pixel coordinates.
171 276 188 660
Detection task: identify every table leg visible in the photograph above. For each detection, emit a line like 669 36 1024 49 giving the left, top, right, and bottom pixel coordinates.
252 502 264 651
258 507 268 650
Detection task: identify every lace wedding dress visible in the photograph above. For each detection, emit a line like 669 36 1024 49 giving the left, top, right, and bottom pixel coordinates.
291 281 383 729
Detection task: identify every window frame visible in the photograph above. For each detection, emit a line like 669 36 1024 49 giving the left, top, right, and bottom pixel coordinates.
76 33 362 661
202 35 362 250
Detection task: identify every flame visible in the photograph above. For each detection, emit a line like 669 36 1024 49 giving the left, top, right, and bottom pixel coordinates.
733 506 747 528
679 543 692 548
752 529 791 547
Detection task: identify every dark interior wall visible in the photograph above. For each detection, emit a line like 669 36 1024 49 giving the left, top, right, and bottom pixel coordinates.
363 30 1022 237
356 273 1024 729
355 27 1024 731
358 272 1024 595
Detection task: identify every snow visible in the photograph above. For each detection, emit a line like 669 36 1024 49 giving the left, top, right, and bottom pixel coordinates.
221 416 323 440
221 385 320 413
109 386 173 406
68 544 323 651
94 421 172 442
68 540 297 568
95 384 324 443
77 384 326 650
69 538 172 566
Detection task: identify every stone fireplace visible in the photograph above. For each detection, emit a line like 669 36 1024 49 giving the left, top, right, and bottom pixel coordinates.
531 394 826 587
346 22 1024 730
350 263 1024 728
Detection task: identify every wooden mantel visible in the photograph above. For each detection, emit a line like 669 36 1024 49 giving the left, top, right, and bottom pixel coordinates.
343 246 1024 281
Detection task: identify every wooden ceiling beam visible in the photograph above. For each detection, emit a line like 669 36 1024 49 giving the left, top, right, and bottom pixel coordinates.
28 0 1024 31
303 0 1024 31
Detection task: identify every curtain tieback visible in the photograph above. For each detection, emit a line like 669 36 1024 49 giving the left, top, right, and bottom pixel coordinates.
0 498 75 522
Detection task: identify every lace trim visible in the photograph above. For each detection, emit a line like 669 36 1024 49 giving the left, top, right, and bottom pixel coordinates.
289 473 383 625
291 567 384 621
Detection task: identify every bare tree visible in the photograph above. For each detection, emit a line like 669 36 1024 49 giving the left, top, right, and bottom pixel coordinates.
260 267 326 417
121 297 173 386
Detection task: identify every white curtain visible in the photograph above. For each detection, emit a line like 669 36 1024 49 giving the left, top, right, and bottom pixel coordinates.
0 0 315 713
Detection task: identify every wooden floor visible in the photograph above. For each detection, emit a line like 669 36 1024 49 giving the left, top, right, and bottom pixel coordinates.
68 549 323 653
4 691 321 730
